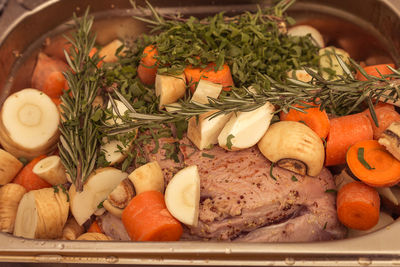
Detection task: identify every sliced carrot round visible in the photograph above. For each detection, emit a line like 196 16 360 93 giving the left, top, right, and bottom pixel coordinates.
184 62 234 93
337 181 380 231
356 63 395 81
346 139 400 187
280 102 330 139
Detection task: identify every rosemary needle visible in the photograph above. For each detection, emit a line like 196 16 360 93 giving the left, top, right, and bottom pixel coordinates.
59 9 102 192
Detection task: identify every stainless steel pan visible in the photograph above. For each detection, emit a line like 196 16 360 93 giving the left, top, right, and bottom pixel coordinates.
0 0 400 265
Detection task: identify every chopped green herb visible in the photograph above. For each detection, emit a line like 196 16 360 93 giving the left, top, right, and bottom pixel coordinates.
97 200 104 209
269 162 277 181
18 157 29 166
323 222 327 230
226 134 235 150
291 175 298 182
325 189 337 194
202 153 215 159
53 185 59 194
357 147 375 170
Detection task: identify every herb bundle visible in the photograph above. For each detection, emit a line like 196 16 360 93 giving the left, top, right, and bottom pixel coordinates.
59 9 102 192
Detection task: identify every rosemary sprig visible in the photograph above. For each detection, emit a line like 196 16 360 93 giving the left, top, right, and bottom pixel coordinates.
59 9 102 192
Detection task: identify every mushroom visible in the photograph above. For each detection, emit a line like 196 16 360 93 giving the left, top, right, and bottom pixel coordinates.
61 217 85 240
258 121 325 176
103 178 135 218
378 121 400 161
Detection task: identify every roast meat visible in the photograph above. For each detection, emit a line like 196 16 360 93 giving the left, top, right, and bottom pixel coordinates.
180 142 346 242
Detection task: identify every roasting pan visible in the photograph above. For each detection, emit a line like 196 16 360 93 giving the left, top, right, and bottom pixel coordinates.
1 0 400 265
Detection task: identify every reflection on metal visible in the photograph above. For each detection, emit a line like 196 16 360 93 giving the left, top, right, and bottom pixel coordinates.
0 0 399 265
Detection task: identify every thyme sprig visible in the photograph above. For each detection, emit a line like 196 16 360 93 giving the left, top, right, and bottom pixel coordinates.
59 9 102 192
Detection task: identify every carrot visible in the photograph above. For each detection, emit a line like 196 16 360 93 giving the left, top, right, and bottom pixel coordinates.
87 220 103 234
137 45 158 85
13 155 52 192
280 102 330 139
337 181 380 230
121 190 182 241
31 52 69 91
42 71 67 98
346 139 400 187
356 63 395 81
184 62 234 93
363 106 400 139
325 112 373 166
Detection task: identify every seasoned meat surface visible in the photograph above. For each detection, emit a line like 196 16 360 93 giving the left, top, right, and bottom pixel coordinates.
180 140 346 242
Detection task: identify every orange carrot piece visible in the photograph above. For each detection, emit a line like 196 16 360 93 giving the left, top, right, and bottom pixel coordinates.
42 71 67 98
356 63 395 81
87 220 103 234
31 52 69 91
325 112 373 166
121 191 183 241
13 155 52 192
280 102 330 139
137 45 158 85
346 139 400 187
363 106 400 139
337 181 380 230
184 62 234 93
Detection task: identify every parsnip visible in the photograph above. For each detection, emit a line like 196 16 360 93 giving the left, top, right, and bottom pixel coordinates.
0 149 23 185
165 165 200 226
0 88 60 160
191 79 223 104
69 167 128 225
14 187 69 239
32 155 67 185
218 101 274 150
101 100 135 165
128 161 164 195
288 25 324 48
155 73 186 109
319 46 350 80
99 39 125 63
187 111 232 150
77 232 112 241
62 217 84 240
0 184 26 233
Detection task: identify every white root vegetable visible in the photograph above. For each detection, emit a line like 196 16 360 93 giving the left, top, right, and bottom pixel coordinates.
101 100 136 165
218 101 274 150
32 155 67 185
77 232 112 241
62 217 84 240
99 39 125 63
165 165 200 226
0 149 23 185
379 121 400 161
155 73 186 109
128 161 164 195
258 121 325 176
187 111 232 150
319 46 350 80
288 25 324 48
69 167 128 225
0 183 26 233
0 88 60 160
191 80 223 104
14 187 69 239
